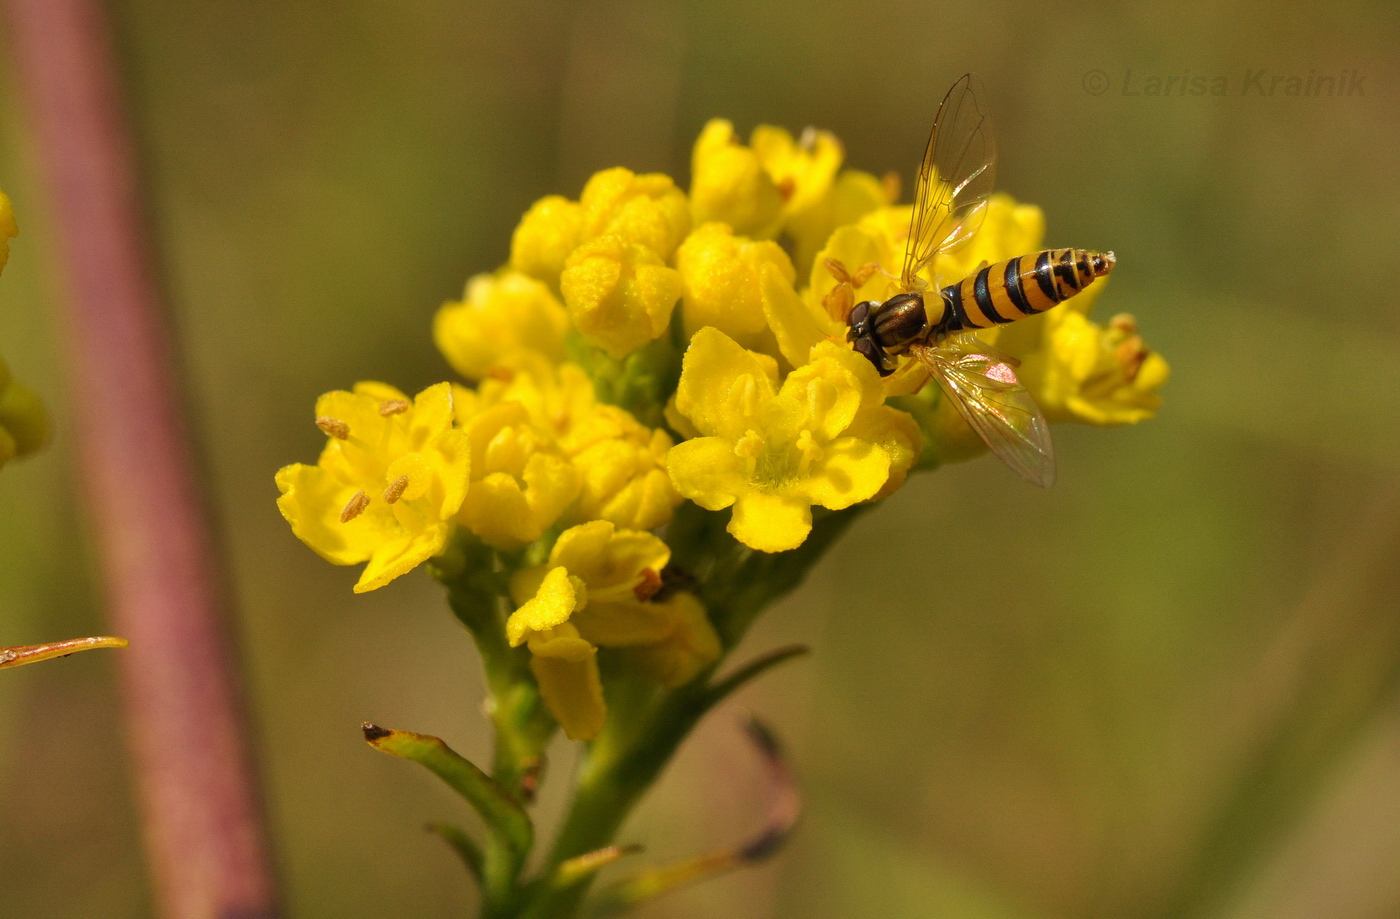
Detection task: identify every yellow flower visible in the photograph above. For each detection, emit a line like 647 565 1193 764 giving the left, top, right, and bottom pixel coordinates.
455 360 681 530
0 357 49 468
560 236 682 360
1018 310 1169 426
786 168 893 277
675 222 793 353
455 400 580 549
667 328 898 553
750 124 844 225
623 592 722 687
510 195 583 290
506 522 722 735
433 271 569 382
688 119 785 239
579 167 691 261
506 566 604 741
276 382 470 593
510 520 675 647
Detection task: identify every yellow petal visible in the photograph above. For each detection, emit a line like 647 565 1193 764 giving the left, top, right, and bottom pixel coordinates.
506 567 586 646
800 436 890 510
666 436 748 511
674 327 778 440
728 490 812 553
528 629 606 741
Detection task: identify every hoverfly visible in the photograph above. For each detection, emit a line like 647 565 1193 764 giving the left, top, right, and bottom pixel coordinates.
841 74 1115 488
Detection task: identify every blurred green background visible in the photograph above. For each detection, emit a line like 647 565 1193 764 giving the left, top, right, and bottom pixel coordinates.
2 0 1399 916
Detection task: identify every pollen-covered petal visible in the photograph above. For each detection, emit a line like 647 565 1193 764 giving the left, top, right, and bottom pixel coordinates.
433 271 570 382
510 195 583 288
528 631 605 741
665 436 748 511
355 520 453 594
578 167 691 261
800 435 890 510
688 119 785 239
675 222 795 350
560 236 682 360
728 490 813 553
507 566 587 646
673 326 778 440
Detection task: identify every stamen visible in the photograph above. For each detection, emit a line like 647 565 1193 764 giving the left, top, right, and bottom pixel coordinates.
633 568 663 602
851 262 880 288
824 258 853 285
1115 335 1148 383
316 416 350 439
1109 313 1138 335
822 283 853 323
485 365 516 383
776 176 796 201
379 399 410 416
340 490 369 523
383 475 409 504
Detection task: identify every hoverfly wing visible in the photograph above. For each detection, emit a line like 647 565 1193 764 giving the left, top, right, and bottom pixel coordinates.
910 336 1055 487
901 74 998 290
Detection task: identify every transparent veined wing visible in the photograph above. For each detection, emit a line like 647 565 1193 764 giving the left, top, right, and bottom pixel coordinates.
909 335 1055 487
901 74 998 290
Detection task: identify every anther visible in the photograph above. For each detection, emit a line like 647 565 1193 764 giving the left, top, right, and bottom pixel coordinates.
383 475 409 504
776 177 796 201
633 568 663 602
316 416 350 439
824 258 853 285
823 283 854 323
485 365 516 383
851 262 880 288
1115 335 1148 383
379 399 410 416
1109 313 1138 335
340 490 369 523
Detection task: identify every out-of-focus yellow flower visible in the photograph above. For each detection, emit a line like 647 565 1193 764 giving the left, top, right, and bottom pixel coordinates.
433 271 569 382
510 520 674 646
0 357 49 468
786 168 893 278
560 236 683 360
675 222 793 353
507 522 721 735
667 329 902 553
623 591 722 687
579 167 691 262
1017 310 1169 426
510 195 583 290
506 566 604 741
750 124 844 224
276 382 470 593
456 400 580 549
688 119 785 239
455 360 682 530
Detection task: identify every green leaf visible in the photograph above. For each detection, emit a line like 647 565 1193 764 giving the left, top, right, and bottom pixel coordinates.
425 822 484 884
363 724 532 905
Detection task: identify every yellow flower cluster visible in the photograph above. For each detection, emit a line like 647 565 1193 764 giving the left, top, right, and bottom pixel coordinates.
506 521 719 739
0 192 49 470
277 117 1168 744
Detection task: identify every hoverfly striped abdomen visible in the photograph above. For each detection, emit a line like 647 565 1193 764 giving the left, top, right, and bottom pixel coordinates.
937 248 1115 333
